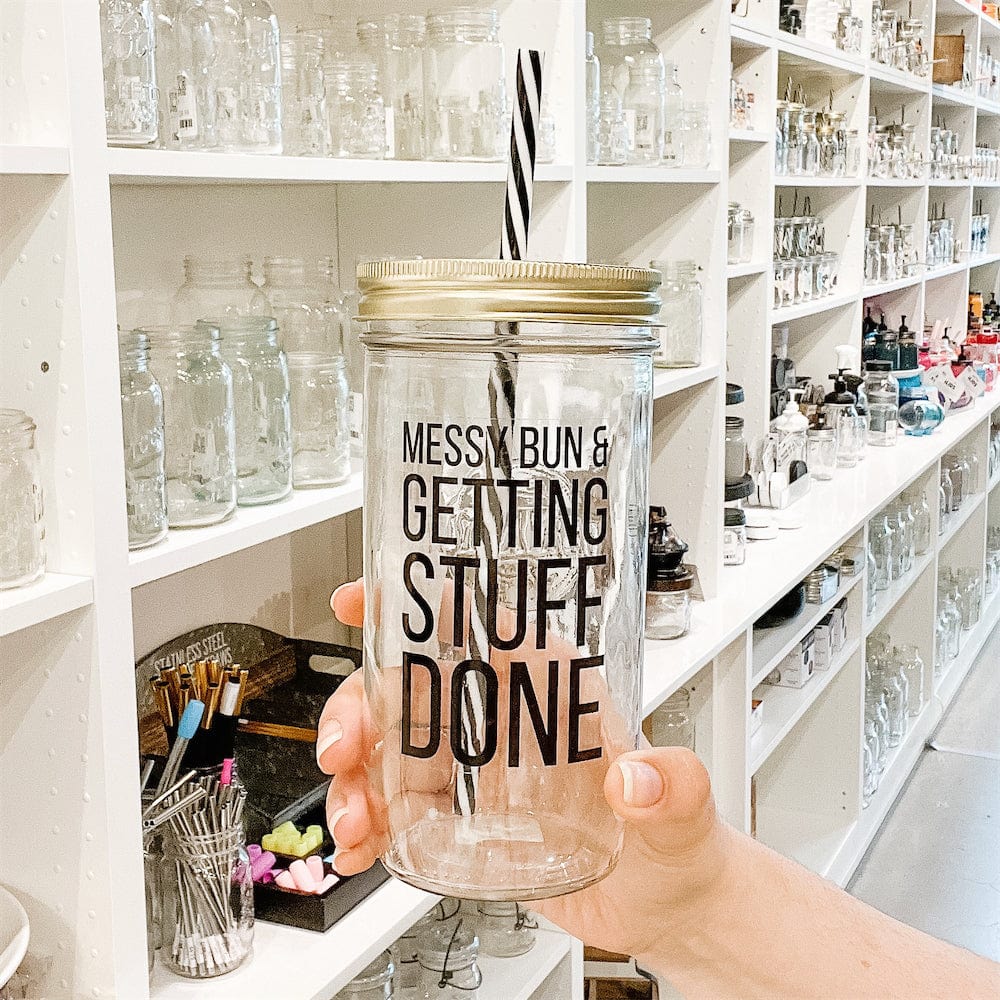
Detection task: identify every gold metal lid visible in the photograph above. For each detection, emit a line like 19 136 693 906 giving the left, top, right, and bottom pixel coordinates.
356 258 662 325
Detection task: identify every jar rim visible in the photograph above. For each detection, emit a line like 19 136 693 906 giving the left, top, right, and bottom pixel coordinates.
357 258 662 326
136 323 221 344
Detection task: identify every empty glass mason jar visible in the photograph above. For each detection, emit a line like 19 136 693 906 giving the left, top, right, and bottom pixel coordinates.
649 687 695 749
141 324 237 527
119 330 168 549
599 17 664 104
173 256 271 326
807 426 837 480
327 58 387 159
474 901 537 957
357 258 658 899
624 63 665 164
215 317 292 505
585 32 601 165
597 92 629 165
424 8 506 161
260 256 323 352
338 951 395 1000
680 102 712 167
652 260 702 367
281 31 328 156
101 0 159 146
396 900 462 991
896 643 924 717
417 921 481 999
286 352 351 487
0 409 45 589
358 14 426 159
240 0 282 153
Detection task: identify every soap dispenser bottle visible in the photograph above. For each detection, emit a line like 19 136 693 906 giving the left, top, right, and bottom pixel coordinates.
826 346 862 468
773 389 809 469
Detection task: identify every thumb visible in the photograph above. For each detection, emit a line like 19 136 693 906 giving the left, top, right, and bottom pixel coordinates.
604 747 717 856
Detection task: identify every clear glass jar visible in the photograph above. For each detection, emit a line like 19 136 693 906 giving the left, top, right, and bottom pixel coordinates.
870 513 894 592
624 63 665 164
160 826 253 978
173 256 270 326
396 900 462 991
663 62 684 166
725 415 747 485
286 353 351 488
424 9 506 161
680 102 711 168
281 31 328 156
474 901 537 957
597 92 628 165
649 687 695 749
807 426 837 480
141 324 237 527
600 17 664 101
260 257 324 353
912 490 931 554
215 317 292 505
119 330 168 549
327 59 387 159
738 208 754 263
896 643 924 717
653 260 702 367
864 363 899 447
357 258 657 900
727 203 744 265
417 922 481 999
338 951 394 1000
101 0 159 146
240 0 282 153
170 0 246 150
585 32 601 165
0 410 45 589
359 15 426 160
723 507 746 565
645 570 692 640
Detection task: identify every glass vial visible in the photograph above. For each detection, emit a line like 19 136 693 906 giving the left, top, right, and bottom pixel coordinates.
101 0 159 146
0 409 45 589
119 330 168 549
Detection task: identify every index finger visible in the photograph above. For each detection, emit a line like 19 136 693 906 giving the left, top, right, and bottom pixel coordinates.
317 670 375 775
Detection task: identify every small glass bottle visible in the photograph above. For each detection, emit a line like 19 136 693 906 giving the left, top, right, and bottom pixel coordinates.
0 409 45 589
240 0 283 153
173 256 271 326
416 922 481 1000
624 63 665 164
725 415 747 485
215 317 292 506
653 260 702 367
649 687 695 749
864 361 899 447
101 0 159 147
119 330 168 549
585 31 601 165
723 507 747 565
140 324 237 528
338 951 395 1000
474 902 537 958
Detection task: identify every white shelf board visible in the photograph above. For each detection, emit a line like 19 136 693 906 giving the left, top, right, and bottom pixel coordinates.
971 181 1000 189
727 261 769 279
862 272 924 297
586 166 721 184
751 573 860 685
478 928 572 1000
924 260 969 280
108 148 573 185
938 491 985 549
751 635 861 774
771 288 859 323
730 21 773 50
775 33 866 75
129 465 363 587
991 469 1000 492
652 362 720 399
760 807 856 880
934 585 1000 709
867 64 930 95
150 878 437 1000
729 129 769 144
865 176 927 188
977 95 1000 116
981 12 1000 39
863 549 934 637
969 251 1000 267
0 573 94 637
929 178 973 187
0 144 70 175
931 84 978 109
773 175 860 187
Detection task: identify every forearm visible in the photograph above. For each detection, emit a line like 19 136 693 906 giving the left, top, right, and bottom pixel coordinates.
638 825 1000 1000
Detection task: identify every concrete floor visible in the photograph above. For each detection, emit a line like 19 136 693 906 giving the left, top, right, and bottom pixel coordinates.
848 625 1000 962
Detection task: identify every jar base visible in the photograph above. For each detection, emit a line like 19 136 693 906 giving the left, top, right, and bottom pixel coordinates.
381 814 621 900
236 485 293 507
0 565 45 590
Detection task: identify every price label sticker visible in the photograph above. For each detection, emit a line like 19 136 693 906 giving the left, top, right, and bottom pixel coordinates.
960 366 986 398
925 365 963 402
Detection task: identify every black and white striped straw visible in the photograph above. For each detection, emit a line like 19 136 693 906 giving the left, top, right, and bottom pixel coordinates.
454 49 544 819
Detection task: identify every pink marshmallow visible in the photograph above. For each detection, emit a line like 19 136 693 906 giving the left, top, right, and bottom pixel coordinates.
306 855 324 883
290 858 313 892
316 873 339 894
275 870 297 890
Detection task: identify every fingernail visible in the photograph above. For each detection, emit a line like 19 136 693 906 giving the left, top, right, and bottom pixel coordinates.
331 846 346 874
316 720 343 763
328 805 349 841
618 760 663 808
330 583 349 612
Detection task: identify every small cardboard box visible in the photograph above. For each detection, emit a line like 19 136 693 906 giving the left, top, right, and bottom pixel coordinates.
813 620 834 671
765 632 815 688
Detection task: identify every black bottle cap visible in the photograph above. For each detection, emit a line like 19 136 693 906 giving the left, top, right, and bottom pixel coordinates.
726 382 745 405
866 359 892 372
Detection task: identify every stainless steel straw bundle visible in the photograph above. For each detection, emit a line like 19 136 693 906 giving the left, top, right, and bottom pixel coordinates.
148 770 253 978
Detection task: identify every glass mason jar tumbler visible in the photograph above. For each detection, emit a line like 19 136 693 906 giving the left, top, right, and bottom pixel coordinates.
474 901 536 957
141 324 237 527
173 256 271 326
286 352 351 487
357 259 657 899
0 409 45 589
100 0 159 146
119 330 168 549
652 260 702 367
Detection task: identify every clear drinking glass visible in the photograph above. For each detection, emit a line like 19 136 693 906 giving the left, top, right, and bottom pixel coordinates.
119 330 168 549
424 9 506 161
286 353 351 488
240 0 282 153
358 15 427 160
0 410 45 589
215 317 292 505
281 31 328 156
173 256 271 326
140 324 237 528
357 258 657 899
101 0 159 146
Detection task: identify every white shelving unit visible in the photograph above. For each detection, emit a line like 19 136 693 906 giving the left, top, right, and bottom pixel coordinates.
3 2 1000 998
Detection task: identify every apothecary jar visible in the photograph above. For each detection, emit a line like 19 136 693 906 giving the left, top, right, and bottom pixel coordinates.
0 409 45 589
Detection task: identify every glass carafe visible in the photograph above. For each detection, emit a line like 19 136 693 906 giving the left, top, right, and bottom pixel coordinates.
173 256 271 325
0 410 45 589
101 0 159 146
141 323 237 527
119 330 168 549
